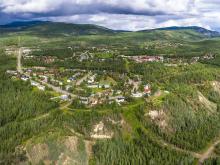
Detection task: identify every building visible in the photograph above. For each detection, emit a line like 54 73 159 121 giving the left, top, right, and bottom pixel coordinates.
37 85 46 91
79 97 90 105
21 75 29 81
87 84 99 88
99 84 110 89
22 48 32 55
88 75 96 84
6 70 18 75
110 96 125 104
128 55 164 63
65 85 72 91
131 92 143 98
5 48 16 55
60 95 69 101
144 84 151 96
115 96 125 103
31 80 45 91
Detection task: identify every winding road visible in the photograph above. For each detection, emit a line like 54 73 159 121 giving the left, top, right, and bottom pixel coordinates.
198 139 220 164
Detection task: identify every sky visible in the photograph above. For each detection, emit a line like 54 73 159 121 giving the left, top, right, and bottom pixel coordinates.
0 0 220 31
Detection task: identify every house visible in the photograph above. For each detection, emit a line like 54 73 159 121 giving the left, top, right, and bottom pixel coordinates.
60 95 69 101
203 53 214 60
6 70 18 75
5 48 16 55
22 48 32 55
116 90 122 95
31 81 39 86
88 74 96 84
37 85 46 91
131 92 143 98
90 97 99 106
87 84 99 88
99 84 110 89
79 51 93 62
116 96 125 103
50 79 63 86
23 55 34 59
128 55 164 63
191 57 200 63
67 73 81 83
31 81 45 91
79 97 89 105
65 85 72 91
42 56 57 64
21 75 29 81
39 75 48 82
144 84 151 96
110 96 125 104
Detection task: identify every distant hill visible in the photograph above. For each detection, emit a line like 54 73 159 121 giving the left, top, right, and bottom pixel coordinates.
151 26 220 37
0 21 45 29
0 21 115 36
0 21 219 37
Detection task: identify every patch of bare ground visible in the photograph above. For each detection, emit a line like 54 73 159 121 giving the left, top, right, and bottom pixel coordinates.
27 143 51 165
64 136 78 153
198 91 217 113
212 81 220 95
57 153 76 165
85 140 95 158
90 121 113 139
55 136 94 165
146 110 170 131
108 118 125 125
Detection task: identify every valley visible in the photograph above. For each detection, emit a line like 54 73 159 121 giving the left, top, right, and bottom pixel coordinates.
1 21 220 165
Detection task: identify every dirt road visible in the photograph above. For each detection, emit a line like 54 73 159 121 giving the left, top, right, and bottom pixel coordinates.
17 47 23 73
198 139 220 164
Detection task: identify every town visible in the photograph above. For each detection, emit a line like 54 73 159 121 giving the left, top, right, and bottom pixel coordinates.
5 45 215 109
7 67 151 107
5 46 153 108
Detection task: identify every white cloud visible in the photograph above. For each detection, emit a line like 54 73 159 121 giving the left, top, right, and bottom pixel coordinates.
0 0 219 31
0 0 195 15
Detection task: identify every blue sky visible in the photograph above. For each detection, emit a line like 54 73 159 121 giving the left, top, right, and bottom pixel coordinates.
0 0 220 31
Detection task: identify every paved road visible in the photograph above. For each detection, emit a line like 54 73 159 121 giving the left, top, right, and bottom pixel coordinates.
40 80 77 99
16 45 77 99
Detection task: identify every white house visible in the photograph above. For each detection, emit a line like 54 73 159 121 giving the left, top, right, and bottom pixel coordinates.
37 85 45 91
131 92 143 98
31 81 45 91
60 95 69 101
21 75 29 81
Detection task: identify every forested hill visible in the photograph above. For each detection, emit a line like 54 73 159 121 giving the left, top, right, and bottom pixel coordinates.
2 20 220 164
0 21 115 36
150 26 220 37
1 21 220 38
